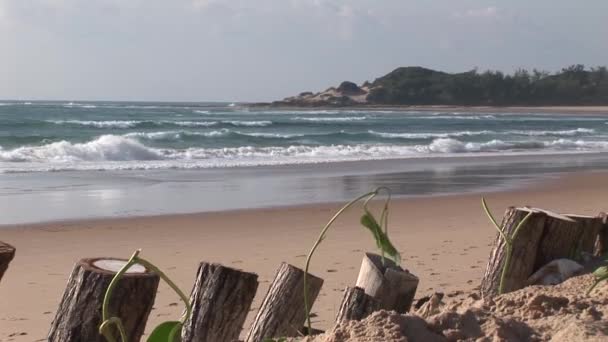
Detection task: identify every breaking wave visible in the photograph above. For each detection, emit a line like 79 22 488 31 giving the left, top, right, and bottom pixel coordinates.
3 135 608 172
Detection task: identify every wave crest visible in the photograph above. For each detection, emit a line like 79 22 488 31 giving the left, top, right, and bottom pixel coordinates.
3 135 608 169
0 135 163 162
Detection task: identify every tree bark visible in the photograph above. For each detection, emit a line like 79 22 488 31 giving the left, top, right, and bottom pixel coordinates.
245 263 323 342
0 241 15 284
181 263 258 342
533 208 579 269
564 213 607 258
593 212 608 256
48 258 159 342
481 207 547 298
335 286 379 324
355 253 419 313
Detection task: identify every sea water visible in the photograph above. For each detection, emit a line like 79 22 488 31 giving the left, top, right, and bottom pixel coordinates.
1 101 608 223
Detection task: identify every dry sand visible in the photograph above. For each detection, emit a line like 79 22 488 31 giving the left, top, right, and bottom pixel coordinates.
303 273 608 341
1 171 607 341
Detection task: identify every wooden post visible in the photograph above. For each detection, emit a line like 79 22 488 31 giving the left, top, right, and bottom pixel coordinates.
355 253 419 313
564 213 607 258
245 263 323 342
0 241 16 284
481 207 548 297
335 286 379 324
48 258 159 342
181 263 259 342
585 212 608 257
480 207 597 298
534 209 579 269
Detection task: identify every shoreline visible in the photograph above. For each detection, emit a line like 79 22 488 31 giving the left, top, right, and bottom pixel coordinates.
0 169 561 230
1 170 608 340
248 104 608 115
5 151 608 226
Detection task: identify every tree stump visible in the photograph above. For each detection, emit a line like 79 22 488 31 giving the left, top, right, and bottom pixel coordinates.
355 253 419 313
245 263 323 342
182 263 259 342
481 208 550 297
0 241 16 284
534 208 579 269
480 207 597 298
335 286 380 324
48 258 159 342
564 213 607 258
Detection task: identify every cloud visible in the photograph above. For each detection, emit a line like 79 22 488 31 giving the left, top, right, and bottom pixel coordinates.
454 6 499 18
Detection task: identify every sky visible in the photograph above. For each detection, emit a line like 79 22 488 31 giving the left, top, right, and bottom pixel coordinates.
1 0 607 102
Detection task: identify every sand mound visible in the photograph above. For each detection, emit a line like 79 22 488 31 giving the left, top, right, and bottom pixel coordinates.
298 274 607 341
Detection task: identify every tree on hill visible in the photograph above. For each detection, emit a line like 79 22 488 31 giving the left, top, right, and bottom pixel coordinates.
366 65 608 106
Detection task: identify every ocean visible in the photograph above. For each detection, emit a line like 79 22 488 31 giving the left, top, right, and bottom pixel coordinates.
2 101 608 224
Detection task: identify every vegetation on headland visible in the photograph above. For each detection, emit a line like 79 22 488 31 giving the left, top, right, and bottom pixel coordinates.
271 65 608 107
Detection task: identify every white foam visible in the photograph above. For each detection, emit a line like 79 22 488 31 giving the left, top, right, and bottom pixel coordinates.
48 120 219 128
414 115 495 120
124 131 212 141
369 128 596 139
170 121 218 127
222 120 273 127
507 128 595 136
62 102 97 108
293 116 368 122
240 132 301 138
4 135 608 172
48 120 143 128
369 130 494 139
0 135 163 162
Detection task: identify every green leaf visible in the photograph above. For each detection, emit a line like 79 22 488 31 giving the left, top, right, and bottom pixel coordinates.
360 212 400 264
147 321 182 342
593 265 608 279
360 213 382 248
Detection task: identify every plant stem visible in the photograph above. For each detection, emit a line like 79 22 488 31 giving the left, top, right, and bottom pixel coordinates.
482 198 534 295
100 250 141 342
303 191 377 333
136 258 192 323
482 198 508 241
100 250 193 342
498 246 512 295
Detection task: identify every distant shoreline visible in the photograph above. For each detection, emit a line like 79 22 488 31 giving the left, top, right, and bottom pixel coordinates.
248 104 608 115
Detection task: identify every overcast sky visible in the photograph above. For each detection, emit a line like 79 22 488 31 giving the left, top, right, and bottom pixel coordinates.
1 1 607 102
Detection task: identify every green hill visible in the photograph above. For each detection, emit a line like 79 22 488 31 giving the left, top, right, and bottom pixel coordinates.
273 65 608 107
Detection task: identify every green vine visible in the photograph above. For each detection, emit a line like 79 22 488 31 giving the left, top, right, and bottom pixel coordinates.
99 249 192 342
586 264 608 296
482 198 533 295
303 187 400 333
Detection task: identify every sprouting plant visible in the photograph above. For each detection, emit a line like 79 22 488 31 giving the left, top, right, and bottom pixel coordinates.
303 187 400 333
99 249 192 342
482 198 533 295
586 263 608 296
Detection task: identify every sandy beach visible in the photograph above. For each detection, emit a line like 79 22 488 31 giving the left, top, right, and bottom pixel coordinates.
1 170 607 341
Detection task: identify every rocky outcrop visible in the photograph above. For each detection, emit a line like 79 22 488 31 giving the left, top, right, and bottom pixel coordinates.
272 81 373 107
